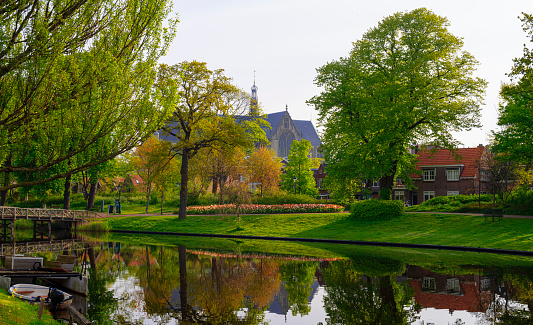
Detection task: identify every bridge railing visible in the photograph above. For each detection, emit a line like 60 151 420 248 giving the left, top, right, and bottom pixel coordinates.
0 206 99 220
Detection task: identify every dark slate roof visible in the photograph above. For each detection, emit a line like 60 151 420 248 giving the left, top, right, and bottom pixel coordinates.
263 111 285 137
293 120 321 147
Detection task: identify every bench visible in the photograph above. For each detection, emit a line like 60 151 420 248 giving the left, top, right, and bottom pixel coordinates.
484 209 503 222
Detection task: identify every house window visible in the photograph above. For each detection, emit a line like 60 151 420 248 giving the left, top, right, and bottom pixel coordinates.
447 191 459 196
423 169 435 181
423 191 435 202
447 168 460 181
394 191 405 201
422 277 436 291
317 178 323 189
319 169 322 175
372 180 379 187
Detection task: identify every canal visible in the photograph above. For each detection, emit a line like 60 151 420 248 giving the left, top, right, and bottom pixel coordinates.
3 231 533 324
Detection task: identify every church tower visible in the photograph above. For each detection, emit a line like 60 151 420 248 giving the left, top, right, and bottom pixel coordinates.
250 74 258 115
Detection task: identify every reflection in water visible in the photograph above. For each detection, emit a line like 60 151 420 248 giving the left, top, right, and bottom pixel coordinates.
10 234 533 325
75 243 533 325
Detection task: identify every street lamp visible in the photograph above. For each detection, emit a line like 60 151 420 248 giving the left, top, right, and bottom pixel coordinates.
293 176 297 194
117 184 122 214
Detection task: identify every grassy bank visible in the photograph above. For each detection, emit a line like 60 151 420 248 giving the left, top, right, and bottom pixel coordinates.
102 212 533 252
0 288 59 325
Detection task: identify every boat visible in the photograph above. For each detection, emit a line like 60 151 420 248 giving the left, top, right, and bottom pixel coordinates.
8 284 73 310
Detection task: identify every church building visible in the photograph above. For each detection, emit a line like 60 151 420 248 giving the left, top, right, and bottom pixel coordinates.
251 81 322 159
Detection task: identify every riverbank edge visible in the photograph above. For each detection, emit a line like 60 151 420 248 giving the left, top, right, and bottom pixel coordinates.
0 288 60 325
110 229 533 257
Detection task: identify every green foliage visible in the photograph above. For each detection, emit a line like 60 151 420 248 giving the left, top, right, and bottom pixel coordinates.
0 0 178 191
379 188 391 200
493 13 533 163
350 199 405 220
280 140 319 197
505 189 533 216
308 8 486 194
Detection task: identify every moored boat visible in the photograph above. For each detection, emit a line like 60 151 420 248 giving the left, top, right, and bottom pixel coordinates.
8 284 73 310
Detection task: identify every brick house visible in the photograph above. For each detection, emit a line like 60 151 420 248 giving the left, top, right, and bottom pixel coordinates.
313 163 330 199
393 146 487 205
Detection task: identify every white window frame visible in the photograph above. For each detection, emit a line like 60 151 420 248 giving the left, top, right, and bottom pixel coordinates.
447 191 459 196
447 168 460 181
394 191 405 201
317 178 323 189
423 169 436 181
423 191 435 202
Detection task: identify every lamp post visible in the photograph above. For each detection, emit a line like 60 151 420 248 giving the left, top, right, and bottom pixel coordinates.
293 176 297 194
117 184 122 214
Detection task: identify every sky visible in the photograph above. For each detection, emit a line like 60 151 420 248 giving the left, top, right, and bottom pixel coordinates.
161 0 532 147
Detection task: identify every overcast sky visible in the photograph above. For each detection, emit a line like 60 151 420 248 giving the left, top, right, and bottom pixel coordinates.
161 1 532 147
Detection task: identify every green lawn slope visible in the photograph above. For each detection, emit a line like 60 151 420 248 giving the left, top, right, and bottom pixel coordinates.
101 212 533 252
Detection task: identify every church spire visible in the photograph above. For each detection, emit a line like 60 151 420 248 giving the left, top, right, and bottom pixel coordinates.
250 71 258 115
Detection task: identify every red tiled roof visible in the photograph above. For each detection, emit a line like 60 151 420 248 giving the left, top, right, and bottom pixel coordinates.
412 147 485 178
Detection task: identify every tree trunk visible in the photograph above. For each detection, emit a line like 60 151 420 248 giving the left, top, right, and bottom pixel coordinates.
145 184 152 213
379 174 395 199
88 246 97 271
178 152 190 220
160 189 164 215
86 181 97 210
63 174 72 210
212 177 218 194
0 156 11 206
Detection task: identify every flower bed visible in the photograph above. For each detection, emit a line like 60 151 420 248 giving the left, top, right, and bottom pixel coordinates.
186 203 344 215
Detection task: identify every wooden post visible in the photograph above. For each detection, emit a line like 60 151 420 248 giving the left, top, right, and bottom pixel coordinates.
10 220 14 241
37 298 45 320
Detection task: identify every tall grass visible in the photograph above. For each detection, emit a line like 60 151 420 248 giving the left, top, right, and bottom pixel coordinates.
78 219 110 232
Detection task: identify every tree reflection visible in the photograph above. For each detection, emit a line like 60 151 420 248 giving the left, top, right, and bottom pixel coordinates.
279 261 318 316
86 245 121 325
322 260 417 325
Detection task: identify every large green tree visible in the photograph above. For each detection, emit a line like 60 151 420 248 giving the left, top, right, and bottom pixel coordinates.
308 8 486 197
281 140 319 197
158 61 268 219
0 0 177 196
493 13 533 164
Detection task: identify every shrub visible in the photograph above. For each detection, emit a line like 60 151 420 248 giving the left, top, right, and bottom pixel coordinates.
505 189 533 215
350 199 404 220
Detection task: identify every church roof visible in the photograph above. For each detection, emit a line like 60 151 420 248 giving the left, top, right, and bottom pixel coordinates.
293 120 321 147
263 111 285 137
263 112 321 147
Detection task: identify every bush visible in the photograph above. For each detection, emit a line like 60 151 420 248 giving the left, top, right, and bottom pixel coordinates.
350 199 405 220
505 189 533 215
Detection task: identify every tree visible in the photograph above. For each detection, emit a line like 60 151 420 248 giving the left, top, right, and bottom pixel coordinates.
480 149 528 214
308 8 486 198
281 140 319 197
0 0 178 192
493 13 533 164
130 136 174 213
158 61 268 219
246 146 283 197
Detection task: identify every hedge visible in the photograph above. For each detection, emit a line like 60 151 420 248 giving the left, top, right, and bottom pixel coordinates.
350 199 405 220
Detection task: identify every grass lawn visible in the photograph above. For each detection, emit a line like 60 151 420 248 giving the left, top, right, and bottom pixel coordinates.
0 288 59 325
102 212 533 252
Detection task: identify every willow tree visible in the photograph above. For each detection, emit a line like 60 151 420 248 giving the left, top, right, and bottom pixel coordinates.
0 0 178 197
158 61 268 219
308 8 486 197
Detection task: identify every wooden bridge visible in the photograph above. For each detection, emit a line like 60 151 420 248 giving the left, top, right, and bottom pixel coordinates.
0 238 86 257
0 207 98 241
